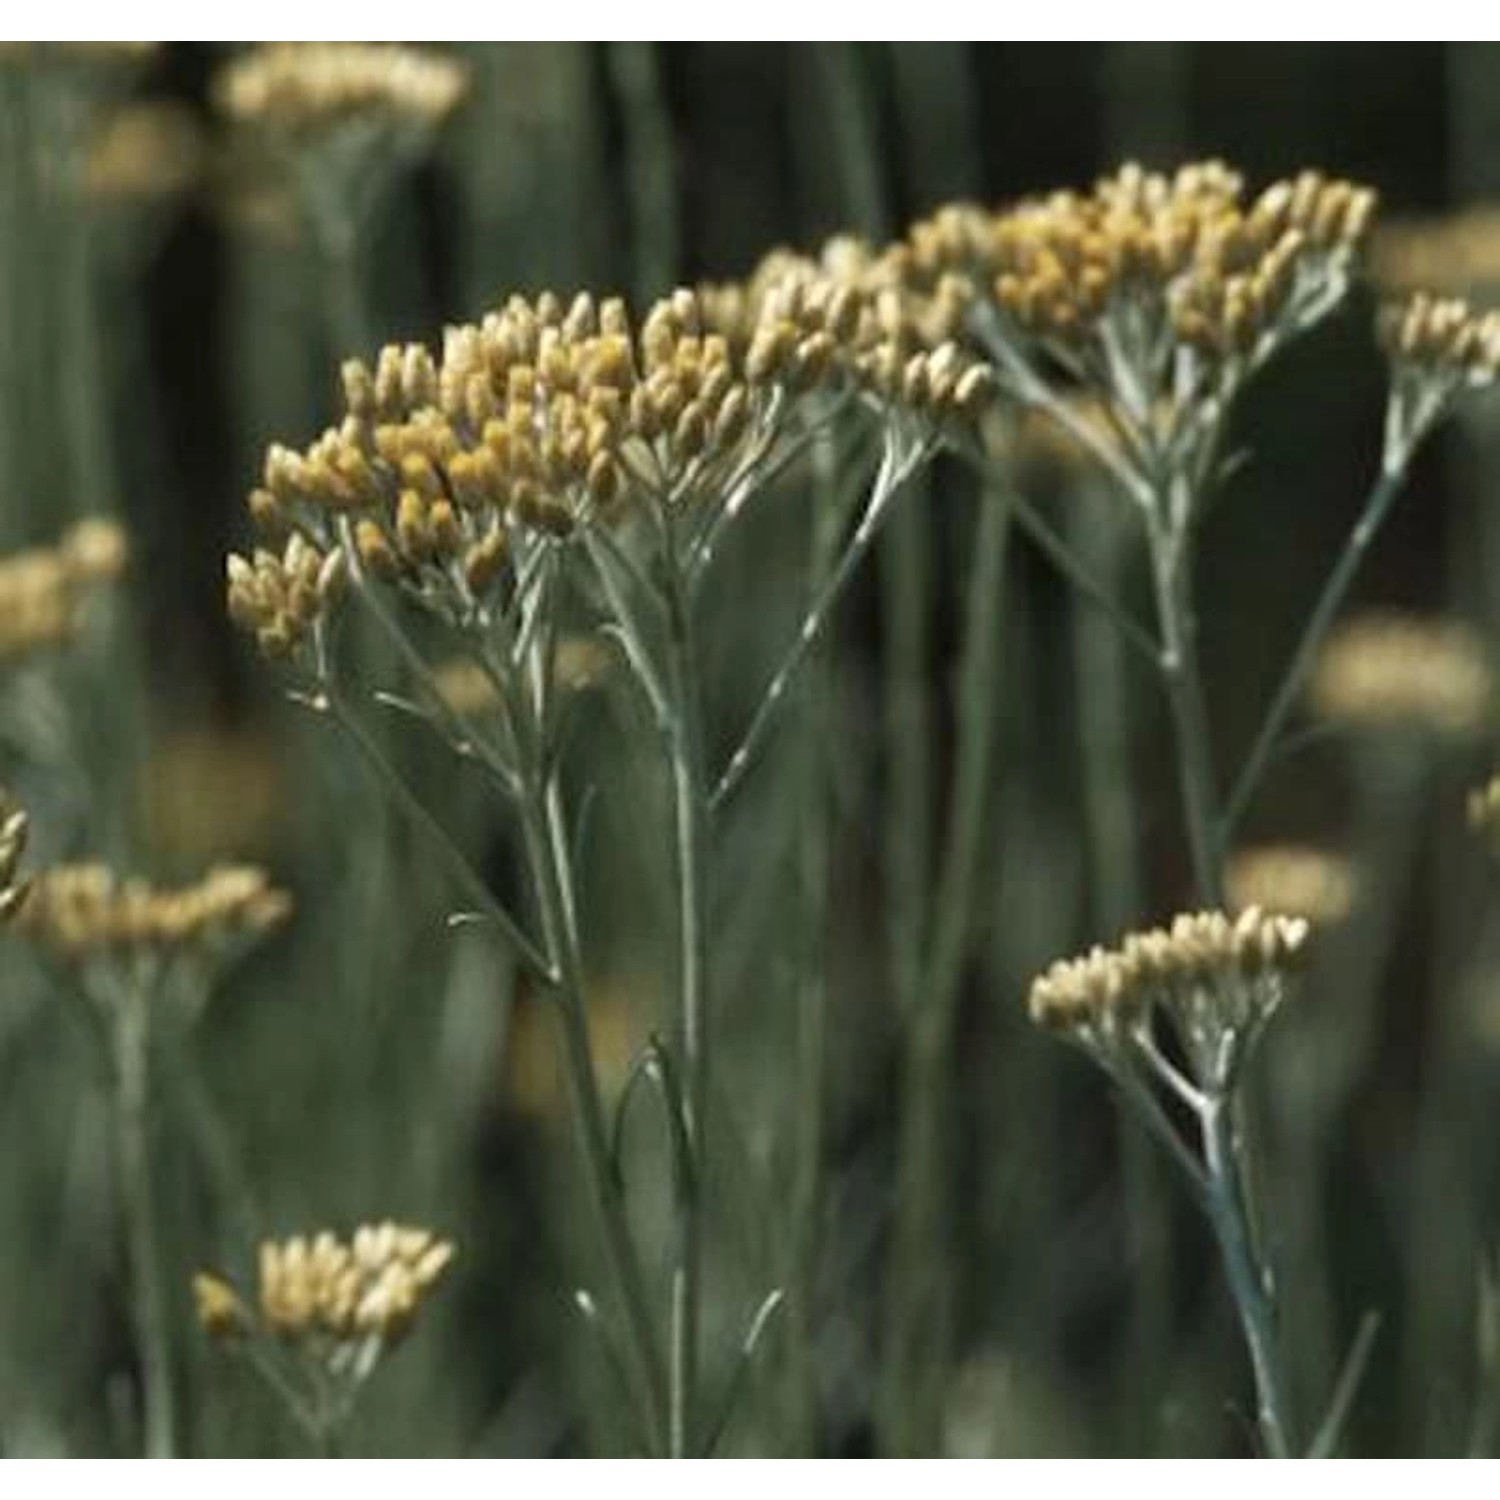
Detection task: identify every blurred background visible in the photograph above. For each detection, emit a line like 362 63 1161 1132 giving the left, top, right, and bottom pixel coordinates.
2 41 1500 1458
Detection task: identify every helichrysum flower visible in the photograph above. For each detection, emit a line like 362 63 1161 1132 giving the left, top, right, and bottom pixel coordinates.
0 518 128 665
196 1222 454 1380
1379 292 1500 466
227 271 991 669
84 100 205 207
1309 611 1492 739
1374 208 1500 297
895 163 1375 430
13 861 291 965
1028 906 1311 1092
1225 844 1357 926
214 43 469 141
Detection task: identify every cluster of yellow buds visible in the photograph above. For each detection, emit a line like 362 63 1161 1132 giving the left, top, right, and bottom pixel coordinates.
228 254 993 663
899 162 1376 382
1225 844 1357 926
1309 611 1492 739
226 534 346 661
85 100 205 207
195 1222 455 1358
1380 291 1500 390
1028 906 1310 1088
12 861 291 964
0 518 128 664
1375 208 1500 297
213 43 469 140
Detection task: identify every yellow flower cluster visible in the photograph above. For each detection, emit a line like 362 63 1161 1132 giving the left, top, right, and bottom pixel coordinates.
1378 290 1500 389
13 861 291 963
1309 611 1492 738
85 101 205 205
898 161 1376 371
226 533 347 661
214 43 469 139
195 1222 454 1350
1225 844 1356 926
0 519 128 664
1375 208 1500 296
228 263 992 662
1027 906 1310 1048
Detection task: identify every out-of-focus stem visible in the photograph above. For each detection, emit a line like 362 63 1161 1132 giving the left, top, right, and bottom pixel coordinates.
786 429 842 1455
1149 520 1224 908
112 988 175 1459
881 486 1011 1456
607 42 679 305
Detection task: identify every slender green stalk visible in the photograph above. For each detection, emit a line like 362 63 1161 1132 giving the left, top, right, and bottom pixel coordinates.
1149 521 1225 908
1219 468 1405 846
607 42 679 305
112 988 175 1459
1200 1094 1293 1458
518 775 670 1454
660 541 710 1458
713 437 923 810
880 486 1011 1456
785 431 842 1455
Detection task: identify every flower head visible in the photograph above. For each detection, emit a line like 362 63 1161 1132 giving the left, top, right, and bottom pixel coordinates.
1225 844 1357 926
0 519 128 665
13 861 291 966
1309 611 1492 739
1029 906 1310 1092
214 43 468 141
197 1222 455 1382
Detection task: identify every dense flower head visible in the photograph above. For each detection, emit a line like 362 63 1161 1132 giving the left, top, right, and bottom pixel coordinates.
195 1222 455 1355
1225 844 1356 926
213 43 469 139
1309 611 1492 737
1379 290 1500 389
85 101 205 205
228 260 993 662
1374 208 1500 296
13 861 291 963
897 161 1376 383
1028 906 1310 1087
0 518 128 664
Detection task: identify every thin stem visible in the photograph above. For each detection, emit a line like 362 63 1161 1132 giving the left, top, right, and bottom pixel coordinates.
1150 523 1224 907
1219 466 1406 846
607 42 680 304
661 536 710 1458
312 684 552 982
712 434 924 810
518 776 670 1453
1201 1092 1293 1458
113 989 175 1459
881 484 1011 1457
786 429 843 1455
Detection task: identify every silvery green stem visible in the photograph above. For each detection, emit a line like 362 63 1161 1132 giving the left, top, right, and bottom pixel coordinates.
1220 462 1408 847
1149 516 1224 908
113 988 175 1459
660 546 709 1459
786 430 842 1456
1201 1093 1293 1458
